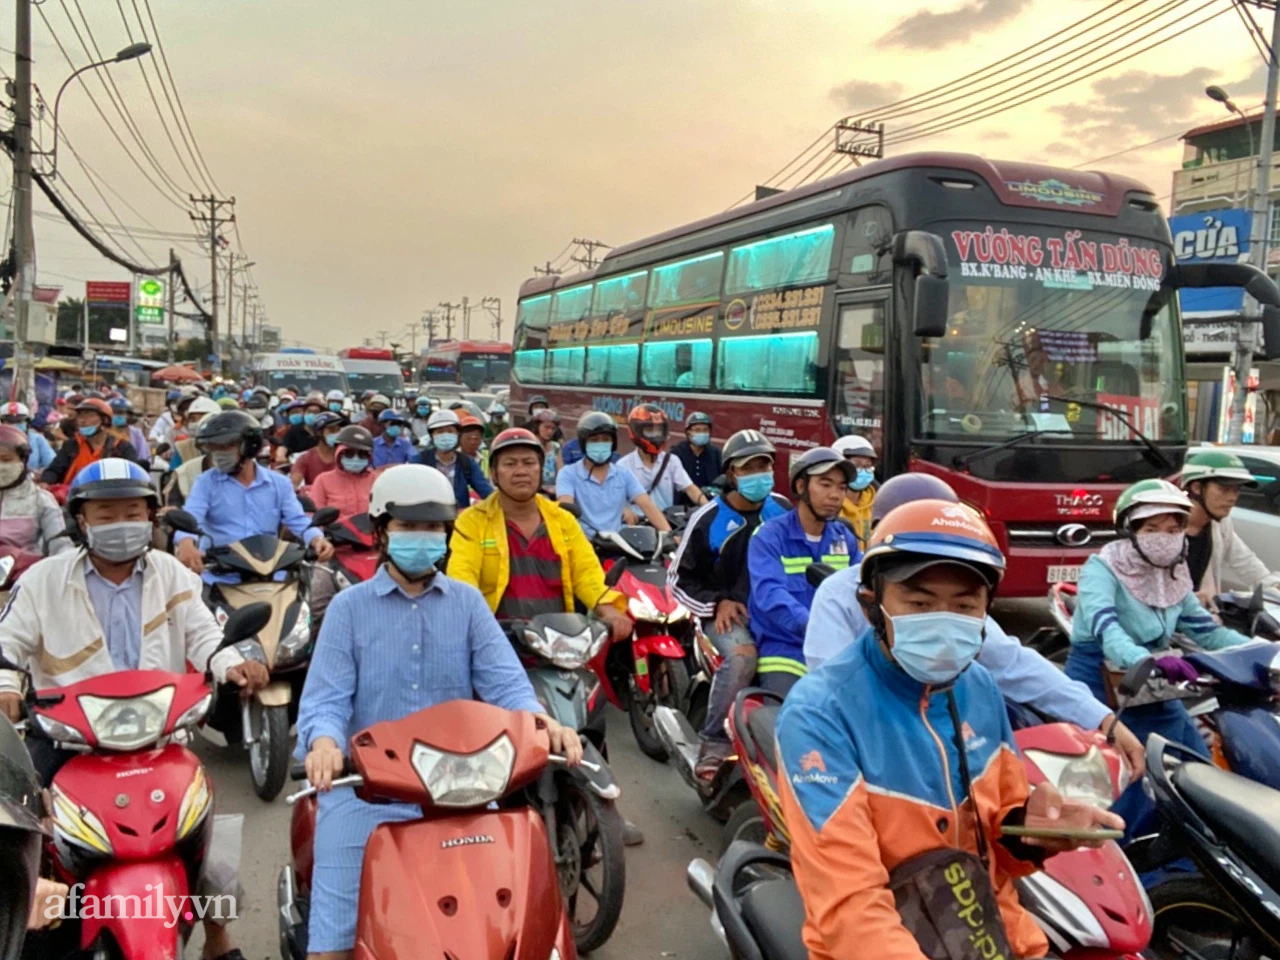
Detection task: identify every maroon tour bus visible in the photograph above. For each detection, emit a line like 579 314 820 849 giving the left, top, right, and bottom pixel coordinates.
508 152 1280 597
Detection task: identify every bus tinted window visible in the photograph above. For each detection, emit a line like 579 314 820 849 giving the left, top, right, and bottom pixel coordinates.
587 344 639 386
517 295 551 330
552 286 594 323
514 349 545 383
547 347 585 383
833 303 886 447
643 339 712 389
593 270 648 316
718 332 818 394
725 224 835 295
649 252 724 308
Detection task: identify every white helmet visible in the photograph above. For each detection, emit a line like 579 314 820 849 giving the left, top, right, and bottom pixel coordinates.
326 389 345 402
187 396 221 417
426 409 460 432
369 464 457 523
833 435 877 460
0 401 30 420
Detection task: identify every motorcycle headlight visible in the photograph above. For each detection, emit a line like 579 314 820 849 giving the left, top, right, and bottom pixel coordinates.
276 601 312 667
78 686 175 751
667 603 690 623
176 766 211 840
35 713 86 744
628 594 664 623
1023 745 1116 809
411 733 515 807
525 625 608 670
50 783 112 855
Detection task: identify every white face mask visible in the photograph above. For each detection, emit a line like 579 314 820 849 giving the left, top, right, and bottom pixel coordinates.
86 520 153 563
0 461 26 487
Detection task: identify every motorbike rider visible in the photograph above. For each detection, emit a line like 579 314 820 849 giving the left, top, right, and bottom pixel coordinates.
358 393 390 438
670 411 721 506
832 434 877 548
418 409 493 507
291 412 347 489
487 401 509 435
803 472 1146 775
617 404 708 512
747 447 858 696
668 428 789 777
0 426 69 558
530 409 562 492
0 458 268 960
408 394 434 440
280 398 320 457
371 409 413 466
39 398 138 486
107 396 151 471
556 410 670 538
778 499 1123 960
1 402 54 474
457 413 487 466
149 388 184 448
325 389 346 415
525 394 550 426
1178 449 1280 603
169 395 222 468
296 464 583 960
173 410 335 578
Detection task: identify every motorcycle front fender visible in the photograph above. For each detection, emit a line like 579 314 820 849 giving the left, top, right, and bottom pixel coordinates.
632 633 685 695
257 680 292 707
79 855 193 959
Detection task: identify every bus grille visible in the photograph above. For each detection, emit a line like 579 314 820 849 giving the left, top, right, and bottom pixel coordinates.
1004 524 1119 549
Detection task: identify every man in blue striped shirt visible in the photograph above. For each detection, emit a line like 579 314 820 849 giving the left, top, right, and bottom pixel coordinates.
296 465 582 959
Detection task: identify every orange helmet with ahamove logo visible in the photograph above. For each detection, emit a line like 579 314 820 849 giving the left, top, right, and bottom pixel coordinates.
861 499 1006 592
628 403 669 456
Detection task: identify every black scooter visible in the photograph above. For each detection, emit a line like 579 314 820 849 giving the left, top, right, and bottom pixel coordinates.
687 842 805 960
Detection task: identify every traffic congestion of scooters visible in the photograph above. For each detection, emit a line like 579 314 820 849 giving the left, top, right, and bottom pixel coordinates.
2 382 1280 960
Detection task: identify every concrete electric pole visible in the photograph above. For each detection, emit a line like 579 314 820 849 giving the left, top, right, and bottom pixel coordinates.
11 0 35 405
461 296 470 340
481 296 502 341
438 301 458 340
166 248 177 362
190 194 235 355
570 238 611 271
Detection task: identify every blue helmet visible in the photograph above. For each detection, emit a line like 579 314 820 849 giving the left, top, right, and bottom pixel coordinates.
871 473 959 525
166 389 182 403
378 408 408 424
108 396 132 412
68 458 158 514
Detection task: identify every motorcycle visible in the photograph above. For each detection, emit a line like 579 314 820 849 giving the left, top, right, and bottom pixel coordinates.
1025 581 1077 666
502 612 626 952
321 512 379 592
591 526 695 761
278 700 614 960
165 506 338 802
22 603 271 960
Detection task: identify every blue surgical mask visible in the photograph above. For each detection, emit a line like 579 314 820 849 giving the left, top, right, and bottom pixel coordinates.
416 404 431 416
689 431 711 447
340 454 369 473
433 433 458 452
303 413 319 426
325 433 339 447
585 441 613 464
884 609 986 685
386 425 402 438
736 471 773 503
387 530 448 577
111 414 127 428
79 425 99 438
11 422 25 433
329 402 344 413
851 467 875 491
289 413 303 426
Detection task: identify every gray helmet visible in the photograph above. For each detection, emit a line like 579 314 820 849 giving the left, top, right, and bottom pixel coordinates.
722 429 775 469
788 446 857 494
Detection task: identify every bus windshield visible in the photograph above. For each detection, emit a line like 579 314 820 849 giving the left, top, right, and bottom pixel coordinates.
346 372 404 398
459 355 511 390
260 368 349 396
920 225 1185 446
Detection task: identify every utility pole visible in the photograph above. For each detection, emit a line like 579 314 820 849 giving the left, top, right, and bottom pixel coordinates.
438 301 458 340
481 296 503 341
532 261 561 277
570 238 611 271
461 296 470 339
225 252 235 352
376 329 389 347
422 308 438 345
189 194 235 357
1231 3 1280 443
11 0 35 405
166 248 176 362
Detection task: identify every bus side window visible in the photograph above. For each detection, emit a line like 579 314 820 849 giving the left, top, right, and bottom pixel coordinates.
546 348 585 384
833 303 885 445
842 207 893 284
587 344 639 387
643 339 712 389
716 333 818 394
514 349 546 383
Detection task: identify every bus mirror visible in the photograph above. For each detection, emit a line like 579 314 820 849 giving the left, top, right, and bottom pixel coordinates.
913 275 950 339
1172 261 1280 308
1262 306 1280 361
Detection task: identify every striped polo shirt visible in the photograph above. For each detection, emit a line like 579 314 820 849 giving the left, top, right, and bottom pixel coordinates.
495 521 565 619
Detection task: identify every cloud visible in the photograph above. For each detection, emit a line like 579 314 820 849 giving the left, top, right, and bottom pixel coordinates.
878 0 1028 50
1053 67 1218 149
829 79 904 112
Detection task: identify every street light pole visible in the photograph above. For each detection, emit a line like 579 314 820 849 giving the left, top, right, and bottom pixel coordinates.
45 43 150 178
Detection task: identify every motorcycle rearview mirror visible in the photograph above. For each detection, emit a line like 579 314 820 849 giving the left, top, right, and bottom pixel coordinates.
312 506 340 528
558 499 582 519
221 602 272 649
1250 582 1266 616
806 562 837 589
297 494 317 514
1105 657 1157 745
163 509 201 535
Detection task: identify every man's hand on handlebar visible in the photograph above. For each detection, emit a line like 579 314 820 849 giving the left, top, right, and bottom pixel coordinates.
0 691 21 722
304 736 346 792
594 604 632 643
225 661 270 696
538 714 583 766
176 539 203 575
311 536 335 563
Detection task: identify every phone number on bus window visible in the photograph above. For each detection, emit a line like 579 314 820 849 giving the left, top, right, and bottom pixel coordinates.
743 286 825 332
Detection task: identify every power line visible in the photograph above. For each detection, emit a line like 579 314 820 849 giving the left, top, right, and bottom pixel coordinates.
1233 0 1272 63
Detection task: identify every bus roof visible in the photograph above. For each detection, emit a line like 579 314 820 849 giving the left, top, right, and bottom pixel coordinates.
422 339 512 357
518 151 1156 299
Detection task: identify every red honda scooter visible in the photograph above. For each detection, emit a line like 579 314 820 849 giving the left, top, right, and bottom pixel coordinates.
591 526 695 762
280 700 593 959
23 604 271 960
322 512 380 590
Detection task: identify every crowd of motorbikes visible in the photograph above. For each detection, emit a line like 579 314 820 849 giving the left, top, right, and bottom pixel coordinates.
11 476 1280 960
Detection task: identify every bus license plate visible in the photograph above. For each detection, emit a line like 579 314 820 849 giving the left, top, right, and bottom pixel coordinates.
1047 565 1081 584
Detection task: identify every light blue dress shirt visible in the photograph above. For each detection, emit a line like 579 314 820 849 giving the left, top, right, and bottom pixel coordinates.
555 459 645 539
25 431 54 473
84 557 144 670
803 562 1110 731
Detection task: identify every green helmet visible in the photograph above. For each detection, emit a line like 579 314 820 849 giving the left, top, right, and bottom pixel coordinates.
1114 478 1192 530
1179 450 1259 490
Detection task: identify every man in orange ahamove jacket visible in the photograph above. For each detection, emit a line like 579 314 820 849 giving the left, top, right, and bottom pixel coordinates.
777 499 1124 960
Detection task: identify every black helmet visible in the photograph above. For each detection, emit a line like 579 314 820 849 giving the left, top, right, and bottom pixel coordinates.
722 429 776 469
788 446 856 494
0 715 45 960
335 424 374 453
576 411 618 448
310 411 347 434
195 409 264 461
527 395 549 413
685 411 712 429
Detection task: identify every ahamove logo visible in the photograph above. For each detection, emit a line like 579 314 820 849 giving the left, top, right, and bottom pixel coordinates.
43 883 236 929
793 749 838 785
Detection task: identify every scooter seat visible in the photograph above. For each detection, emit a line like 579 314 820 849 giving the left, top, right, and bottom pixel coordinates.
1174 760 1280 888
740 877 807 960
747 704 779 768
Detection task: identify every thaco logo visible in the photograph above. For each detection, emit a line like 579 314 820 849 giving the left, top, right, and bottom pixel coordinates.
1055 488 1104 517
